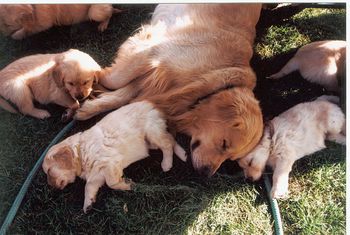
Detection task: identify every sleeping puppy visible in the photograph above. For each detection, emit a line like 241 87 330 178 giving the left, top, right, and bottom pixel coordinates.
0 4 122 40
268 40 346 92
42 101 187 213
238 95 345 199
0 49 101 120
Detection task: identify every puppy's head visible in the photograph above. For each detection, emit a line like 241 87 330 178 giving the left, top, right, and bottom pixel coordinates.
52 49 102 101
237 125 271 181
42 142 80 190
0 4 34 36
174 88 263 177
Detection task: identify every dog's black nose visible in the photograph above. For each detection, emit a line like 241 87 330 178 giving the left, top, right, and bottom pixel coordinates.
191 140 201 151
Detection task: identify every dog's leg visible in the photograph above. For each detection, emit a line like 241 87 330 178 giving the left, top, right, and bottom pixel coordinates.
271 158 294 199
75 78 142 120
88 4 121 32
150 66 256 116
83 175 105 213
267 57 299 79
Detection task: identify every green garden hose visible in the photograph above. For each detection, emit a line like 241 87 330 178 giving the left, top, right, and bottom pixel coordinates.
0 120 76 235
263 174 284 235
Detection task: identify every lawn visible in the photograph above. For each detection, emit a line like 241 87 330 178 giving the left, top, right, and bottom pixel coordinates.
0 4 346 234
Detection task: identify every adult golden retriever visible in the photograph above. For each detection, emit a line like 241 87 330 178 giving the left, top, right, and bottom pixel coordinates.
75 4 264 177
0 4 122 40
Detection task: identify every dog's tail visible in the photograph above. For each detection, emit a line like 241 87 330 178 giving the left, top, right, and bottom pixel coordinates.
0 96 18 114
267 57 299 79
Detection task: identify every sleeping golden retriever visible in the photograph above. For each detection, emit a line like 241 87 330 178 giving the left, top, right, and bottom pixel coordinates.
0 4 122 40
238 95 345 198
75 4 264 177
268 40 346 92
0 49 101 120
42 101 187 213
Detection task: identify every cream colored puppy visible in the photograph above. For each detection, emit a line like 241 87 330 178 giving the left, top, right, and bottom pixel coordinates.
268 40 346 92
42 101 187 213
0 49 101 119
238 95 345 199
0 4 122 40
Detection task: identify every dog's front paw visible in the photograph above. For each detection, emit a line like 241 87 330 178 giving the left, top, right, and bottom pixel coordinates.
161 160 173 172
174 144 187 162
74 101 97 120
34 110 51 119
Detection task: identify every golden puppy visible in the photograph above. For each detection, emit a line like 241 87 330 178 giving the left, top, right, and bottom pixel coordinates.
268 40 346 92
75 4 264 177
0 4 122 40
238 95 345 199
42 101 187 213
0 49 101 119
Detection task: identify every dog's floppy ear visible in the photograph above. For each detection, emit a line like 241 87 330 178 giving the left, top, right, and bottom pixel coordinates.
52 145 75 170
52 56 65 87
103 164 123 188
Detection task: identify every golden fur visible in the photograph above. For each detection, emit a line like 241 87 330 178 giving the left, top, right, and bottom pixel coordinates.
42 101 187 213
238 95 346 198
0 49 101 119
0 4 121 39
75 4 264 177
268 40 346 92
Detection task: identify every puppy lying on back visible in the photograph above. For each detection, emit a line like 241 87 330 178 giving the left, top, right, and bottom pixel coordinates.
0 4 122 40
0 49 101 120
42 101 187 213
268 40 346 92
238 95 345 199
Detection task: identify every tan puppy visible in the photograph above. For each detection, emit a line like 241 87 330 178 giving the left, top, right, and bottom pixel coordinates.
0 4 122 40
238 95 345 199
42 101 187 213
0 49 101 119
75 4 264 177
268 40 346 92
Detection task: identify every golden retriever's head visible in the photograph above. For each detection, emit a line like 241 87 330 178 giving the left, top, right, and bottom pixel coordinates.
42 143 80 190
0 4 34 36
174 87 263 177
52 49 102 101
237 126 271 181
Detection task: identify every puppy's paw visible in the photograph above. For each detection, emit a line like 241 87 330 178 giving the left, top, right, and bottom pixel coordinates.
271 186 289 199
161 160 172 172
174 144 187 162
83 198 95 213
34 110 51 119
11 28 26 40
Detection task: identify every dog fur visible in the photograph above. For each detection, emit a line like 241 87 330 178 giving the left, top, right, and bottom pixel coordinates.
268 40 346 92
0 49 101 119
238 95 346 199
42 101 187 213
0 4 122 40
75 4 264 177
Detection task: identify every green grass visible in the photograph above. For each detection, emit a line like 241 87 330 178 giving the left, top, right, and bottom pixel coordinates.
0 5 346 234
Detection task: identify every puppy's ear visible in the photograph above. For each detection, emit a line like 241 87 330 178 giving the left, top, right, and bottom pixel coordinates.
103 164 122 188
52 57 65 87
52 146 74 170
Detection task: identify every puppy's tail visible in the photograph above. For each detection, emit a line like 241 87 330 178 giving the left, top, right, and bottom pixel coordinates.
0 96 18 114
267 57 299 79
